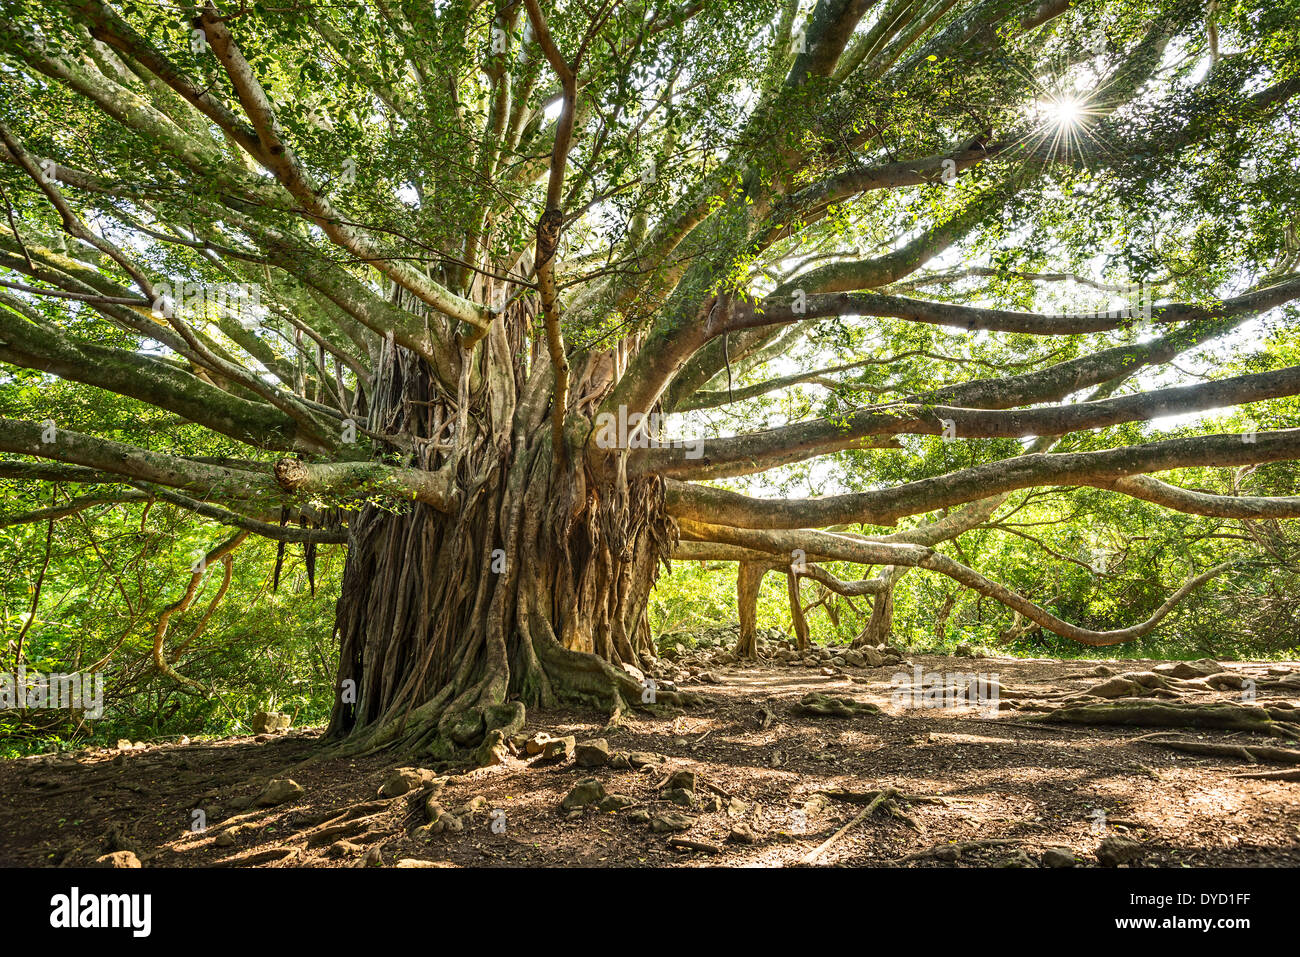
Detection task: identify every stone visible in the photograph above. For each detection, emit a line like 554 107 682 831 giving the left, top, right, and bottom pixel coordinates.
328 840 362 858
621 662 646 684
627 751 663 769
597 794 637 812
251 710 291 734
726 796 750 818
93 851 140 868
524 732 553 756
214 831 236 848
254 777 304 807
650 810 696 833
540 735 575 761
1042 847 1076 868
574 738 610 767
115 739 133 751
661 787 695 808
1096 835 1144 867
609 753 633 770
394 858 453 868
475 733 510 766
665 769 697 792
363 846 383 867
860 646 884 667
626 808 651 824
728 826 758 844
561 777 606 810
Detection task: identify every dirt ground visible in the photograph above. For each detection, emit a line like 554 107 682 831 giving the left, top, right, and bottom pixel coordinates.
3 653 1299 868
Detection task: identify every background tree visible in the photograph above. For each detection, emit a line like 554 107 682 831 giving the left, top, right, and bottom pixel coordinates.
2 0 1299 762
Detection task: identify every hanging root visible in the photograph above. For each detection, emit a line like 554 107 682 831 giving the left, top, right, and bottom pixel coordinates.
316 433 698 769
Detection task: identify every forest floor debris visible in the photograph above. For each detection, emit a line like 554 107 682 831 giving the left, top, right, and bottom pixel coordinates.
1 653 1298 867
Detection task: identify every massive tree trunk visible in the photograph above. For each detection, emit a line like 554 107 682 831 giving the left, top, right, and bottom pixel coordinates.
325 339 678 760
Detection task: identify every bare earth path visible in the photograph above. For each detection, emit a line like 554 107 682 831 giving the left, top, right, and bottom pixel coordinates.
2 654 1298 868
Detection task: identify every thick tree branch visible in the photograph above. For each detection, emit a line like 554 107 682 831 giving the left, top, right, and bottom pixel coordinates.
665 429 1300 529
638 362 1300 478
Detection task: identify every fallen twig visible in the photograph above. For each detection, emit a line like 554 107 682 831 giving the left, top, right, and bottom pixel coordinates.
800 787 896 864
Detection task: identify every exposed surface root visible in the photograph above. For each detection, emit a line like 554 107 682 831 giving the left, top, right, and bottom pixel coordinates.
1031 699 1300 739
1230 768 1300 781
889 838 1035 865
794 692 882 717
1136 736 1300 764
814 788 962 806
